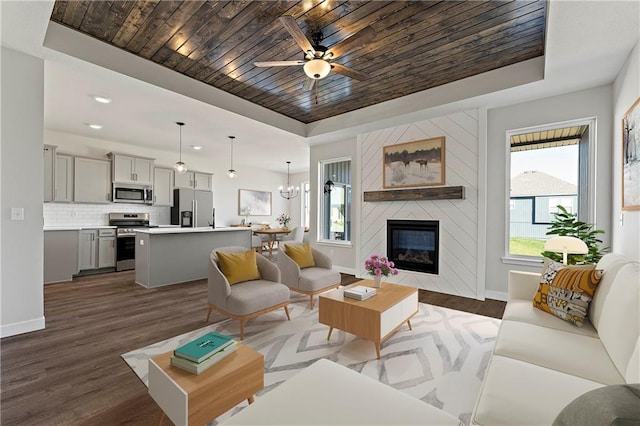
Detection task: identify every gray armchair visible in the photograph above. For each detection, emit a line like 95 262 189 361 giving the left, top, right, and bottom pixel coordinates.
207 246 290 339
278 245 341 308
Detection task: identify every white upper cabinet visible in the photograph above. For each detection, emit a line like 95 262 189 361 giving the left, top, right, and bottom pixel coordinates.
153 168 174 206
110 153 154 185
194 172 213 191
174 171 213 191
74 157 112 203
54 154 74 202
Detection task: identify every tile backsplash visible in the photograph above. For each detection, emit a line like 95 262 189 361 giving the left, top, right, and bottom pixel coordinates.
43 203 171 227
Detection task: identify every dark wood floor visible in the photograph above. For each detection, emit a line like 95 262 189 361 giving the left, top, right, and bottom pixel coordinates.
0 272 505 425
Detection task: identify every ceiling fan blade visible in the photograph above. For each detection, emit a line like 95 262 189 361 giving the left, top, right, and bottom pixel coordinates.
328 26 376 59
330 63 369 81
302 78 316 91
279 16 315 54
254 60 305 67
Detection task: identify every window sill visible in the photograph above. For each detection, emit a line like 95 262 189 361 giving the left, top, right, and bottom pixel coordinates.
316 240 352 248
501 256 544 267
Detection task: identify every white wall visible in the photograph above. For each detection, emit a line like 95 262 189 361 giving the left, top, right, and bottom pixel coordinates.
1 48 45 337
44 129 291 228
359 109 484 298
486 85 614 298
310 138 358 273
612 42 640 261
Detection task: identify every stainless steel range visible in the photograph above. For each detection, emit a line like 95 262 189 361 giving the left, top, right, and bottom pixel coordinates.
108 213 150 271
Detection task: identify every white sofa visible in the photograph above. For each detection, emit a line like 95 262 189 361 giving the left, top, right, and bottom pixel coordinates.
472 253 640 425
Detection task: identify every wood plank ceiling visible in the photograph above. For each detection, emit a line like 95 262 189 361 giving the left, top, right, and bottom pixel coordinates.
50 1 547 124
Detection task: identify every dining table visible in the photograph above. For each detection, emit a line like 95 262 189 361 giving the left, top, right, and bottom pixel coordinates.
252 228 292 259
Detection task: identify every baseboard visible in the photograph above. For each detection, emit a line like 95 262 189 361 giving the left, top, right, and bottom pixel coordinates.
1 316 45 338
334 265 357 275
485 290 508 302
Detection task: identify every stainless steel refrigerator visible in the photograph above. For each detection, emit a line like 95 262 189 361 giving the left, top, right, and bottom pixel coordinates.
171 189 214 227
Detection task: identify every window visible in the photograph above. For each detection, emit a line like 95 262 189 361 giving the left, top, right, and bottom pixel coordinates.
319 158 351 243
302 182 310 229
507 120 595 258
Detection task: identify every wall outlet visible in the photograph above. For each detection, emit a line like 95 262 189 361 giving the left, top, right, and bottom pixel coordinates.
11 208 24 221
140 239 144 246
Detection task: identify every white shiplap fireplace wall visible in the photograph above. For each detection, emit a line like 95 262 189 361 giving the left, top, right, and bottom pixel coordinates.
359 109 484 299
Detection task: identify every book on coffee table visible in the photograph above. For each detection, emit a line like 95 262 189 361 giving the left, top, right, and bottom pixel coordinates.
174 331 235 363
170 341 238 374
344 286 376 301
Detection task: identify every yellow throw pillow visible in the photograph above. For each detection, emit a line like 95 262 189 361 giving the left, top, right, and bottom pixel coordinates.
533 261 603 327
216 249 261 285
285 243 315 269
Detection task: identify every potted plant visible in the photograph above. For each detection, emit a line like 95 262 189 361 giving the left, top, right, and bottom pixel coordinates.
364 254 398 288
540 205 607 265
276 213 292 230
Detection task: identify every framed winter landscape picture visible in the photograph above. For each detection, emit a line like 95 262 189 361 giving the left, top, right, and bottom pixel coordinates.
383 137 446 189
238 189 272 216
622 97 640 210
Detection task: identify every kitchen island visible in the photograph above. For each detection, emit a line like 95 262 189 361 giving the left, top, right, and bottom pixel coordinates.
135 227 252 288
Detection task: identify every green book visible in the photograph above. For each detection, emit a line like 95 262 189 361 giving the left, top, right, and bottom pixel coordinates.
170 341 238 375
173 331 235 363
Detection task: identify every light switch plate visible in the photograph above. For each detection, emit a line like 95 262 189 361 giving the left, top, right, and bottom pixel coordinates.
11 208 24 221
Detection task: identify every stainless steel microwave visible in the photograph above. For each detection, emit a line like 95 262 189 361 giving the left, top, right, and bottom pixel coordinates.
113 184 153 204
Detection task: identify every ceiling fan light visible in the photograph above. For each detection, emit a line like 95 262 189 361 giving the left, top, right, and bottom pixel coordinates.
304 59 331 80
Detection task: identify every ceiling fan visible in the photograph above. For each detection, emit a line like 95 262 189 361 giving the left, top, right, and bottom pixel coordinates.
254 16 376 91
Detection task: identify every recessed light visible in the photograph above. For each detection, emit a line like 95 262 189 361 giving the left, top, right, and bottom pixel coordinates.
92 95 112 104
191 145 202 150
87 124 103 130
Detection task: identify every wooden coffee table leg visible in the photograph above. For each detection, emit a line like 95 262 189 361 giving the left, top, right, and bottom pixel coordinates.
407 319 413 330
375 342 381 359
248 395 255 404
327 326 334 340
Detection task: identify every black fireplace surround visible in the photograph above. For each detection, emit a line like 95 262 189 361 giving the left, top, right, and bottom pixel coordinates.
387 219 439 275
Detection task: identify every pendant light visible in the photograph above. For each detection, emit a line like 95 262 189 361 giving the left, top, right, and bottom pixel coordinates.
174 121 187 174
226 136 237 179
279 161 299 199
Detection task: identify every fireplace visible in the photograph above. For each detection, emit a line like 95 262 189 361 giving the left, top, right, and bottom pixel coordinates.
387 220 439 275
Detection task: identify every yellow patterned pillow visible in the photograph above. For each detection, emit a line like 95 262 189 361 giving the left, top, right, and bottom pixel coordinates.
533 262 603 327
216 249 261 285
285 243 315 269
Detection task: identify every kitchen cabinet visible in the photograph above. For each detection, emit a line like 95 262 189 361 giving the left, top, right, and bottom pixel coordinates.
54 154 74 202
44 145 56 202
74 157 112 203
110 153 154 185
78 229 98 270
98 229 116 268
174 171 213 191
44 229 80 284
79 228 116 271
153 168 173 206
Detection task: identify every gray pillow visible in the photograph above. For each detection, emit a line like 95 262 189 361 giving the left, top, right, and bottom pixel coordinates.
553 384 640 426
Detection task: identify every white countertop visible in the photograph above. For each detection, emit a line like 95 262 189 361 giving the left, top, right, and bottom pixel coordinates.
44 225 117 231
137 227 250 235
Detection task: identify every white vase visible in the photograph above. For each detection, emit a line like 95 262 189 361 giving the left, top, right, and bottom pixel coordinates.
373 275 382 288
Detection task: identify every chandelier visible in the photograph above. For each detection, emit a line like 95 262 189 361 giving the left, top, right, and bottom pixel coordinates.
173 121 187 174
226 135 237 179
279 161 299 200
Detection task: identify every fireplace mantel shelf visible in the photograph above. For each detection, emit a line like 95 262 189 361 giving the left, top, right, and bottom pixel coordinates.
363 186 464 202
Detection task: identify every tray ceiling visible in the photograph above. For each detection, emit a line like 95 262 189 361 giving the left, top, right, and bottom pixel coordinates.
50 0 547 124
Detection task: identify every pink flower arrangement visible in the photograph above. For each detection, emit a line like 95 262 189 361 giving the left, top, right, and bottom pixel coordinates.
364 254 398 277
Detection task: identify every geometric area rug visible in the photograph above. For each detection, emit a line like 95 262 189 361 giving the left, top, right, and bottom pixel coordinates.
121 296 500 425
